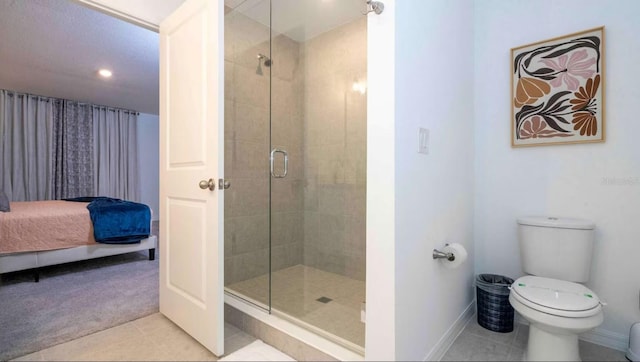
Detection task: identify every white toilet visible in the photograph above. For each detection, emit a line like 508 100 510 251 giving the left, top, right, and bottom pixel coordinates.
509 216 604 361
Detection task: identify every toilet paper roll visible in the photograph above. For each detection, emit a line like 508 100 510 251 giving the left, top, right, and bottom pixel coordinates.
441 243 468 269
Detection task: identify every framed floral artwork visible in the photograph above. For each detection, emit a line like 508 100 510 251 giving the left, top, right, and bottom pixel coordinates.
511 27 605 147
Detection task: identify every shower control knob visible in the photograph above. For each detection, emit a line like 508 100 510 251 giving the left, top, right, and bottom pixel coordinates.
199 179 216 191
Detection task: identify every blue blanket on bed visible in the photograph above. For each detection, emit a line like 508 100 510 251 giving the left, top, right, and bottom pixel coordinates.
65 197 151 244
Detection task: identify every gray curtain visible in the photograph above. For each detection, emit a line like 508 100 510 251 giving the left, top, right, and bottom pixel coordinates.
1 89 139 201
93 107 139 201
53 101 94 199
0 90 54 201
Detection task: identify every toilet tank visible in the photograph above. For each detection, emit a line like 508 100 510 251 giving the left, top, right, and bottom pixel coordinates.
517 216 595 282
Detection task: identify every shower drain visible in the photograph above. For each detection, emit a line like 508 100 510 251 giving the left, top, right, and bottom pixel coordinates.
316 296 333 304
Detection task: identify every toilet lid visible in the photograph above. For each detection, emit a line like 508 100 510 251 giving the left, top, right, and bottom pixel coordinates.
511 276 600 312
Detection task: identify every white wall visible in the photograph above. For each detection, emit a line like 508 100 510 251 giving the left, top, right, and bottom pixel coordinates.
365 0 396 359
475 0 640 348
137 113 159 220
394 0 475 360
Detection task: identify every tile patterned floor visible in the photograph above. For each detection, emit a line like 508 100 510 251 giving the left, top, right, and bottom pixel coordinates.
12 314 256 361
226 264 365 348
13 310 628 361
442 319 628 361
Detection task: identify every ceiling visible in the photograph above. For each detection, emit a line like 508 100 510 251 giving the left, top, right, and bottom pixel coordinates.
0 0 161 115
0 0 365 116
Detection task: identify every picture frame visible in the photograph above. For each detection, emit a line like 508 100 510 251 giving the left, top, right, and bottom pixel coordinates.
511 27 605 147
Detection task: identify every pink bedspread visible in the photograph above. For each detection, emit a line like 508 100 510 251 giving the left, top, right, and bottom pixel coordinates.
0 201 96 254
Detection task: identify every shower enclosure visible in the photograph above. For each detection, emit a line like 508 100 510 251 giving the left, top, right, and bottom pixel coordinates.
223 0 367 351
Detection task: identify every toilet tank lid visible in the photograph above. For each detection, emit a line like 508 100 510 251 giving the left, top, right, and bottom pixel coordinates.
517 216 595 230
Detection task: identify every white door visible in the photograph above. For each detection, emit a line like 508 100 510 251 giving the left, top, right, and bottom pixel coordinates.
159 0 224 356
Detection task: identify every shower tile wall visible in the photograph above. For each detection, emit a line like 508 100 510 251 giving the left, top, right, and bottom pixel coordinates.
224 9 304 285
301 18 367 281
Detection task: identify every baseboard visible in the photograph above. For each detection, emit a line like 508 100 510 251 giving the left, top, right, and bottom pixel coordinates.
580 327 629 352
515 312 628 352
424 299 475 361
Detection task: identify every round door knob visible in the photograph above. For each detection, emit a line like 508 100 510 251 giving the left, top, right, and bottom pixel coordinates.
199 179 215 191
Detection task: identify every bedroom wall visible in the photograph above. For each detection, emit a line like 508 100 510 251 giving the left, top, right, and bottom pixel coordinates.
474 0 640 350
137 113 159 221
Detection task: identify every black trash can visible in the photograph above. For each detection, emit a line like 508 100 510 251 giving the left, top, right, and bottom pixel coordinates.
476 274 515 333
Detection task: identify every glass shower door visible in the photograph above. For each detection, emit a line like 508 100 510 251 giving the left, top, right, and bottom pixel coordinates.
223 0 272 310
269 0 367 350
224 0 368 352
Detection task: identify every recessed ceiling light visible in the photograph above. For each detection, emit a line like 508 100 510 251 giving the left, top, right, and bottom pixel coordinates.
98 69 112 78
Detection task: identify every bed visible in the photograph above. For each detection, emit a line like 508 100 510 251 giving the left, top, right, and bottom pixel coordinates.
0 200 157 282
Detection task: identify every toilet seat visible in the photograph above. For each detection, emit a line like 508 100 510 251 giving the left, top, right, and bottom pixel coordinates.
511 276 602 318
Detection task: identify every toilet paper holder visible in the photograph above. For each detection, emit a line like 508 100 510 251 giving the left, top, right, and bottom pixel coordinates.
433 244 456 261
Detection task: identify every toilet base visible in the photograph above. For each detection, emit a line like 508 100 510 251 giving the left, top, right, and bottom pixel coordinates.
526 323 580 361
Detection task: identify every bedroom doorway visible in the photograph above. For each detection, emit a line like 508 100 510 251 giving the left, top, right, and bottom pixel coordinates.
0 1 162 360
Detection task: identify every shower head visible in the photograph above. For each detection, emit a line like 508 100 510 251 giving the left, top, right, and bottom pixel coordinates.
257 53 272 67
256 53 272 76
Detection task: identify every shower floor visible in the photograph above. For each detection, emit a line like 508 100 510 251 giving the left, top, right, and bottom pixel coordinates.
226 264 365 348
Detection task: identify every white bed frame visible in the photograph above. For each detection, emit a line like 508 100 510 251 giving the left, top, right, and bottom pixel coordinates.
0 236 157 282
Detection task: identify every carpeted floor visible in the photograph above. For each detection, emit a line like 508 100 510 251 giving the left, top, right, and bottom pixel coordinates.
0 223 159 361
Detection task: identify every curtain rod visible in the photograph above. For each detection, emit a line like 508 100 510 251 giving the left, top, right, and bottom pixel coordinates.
1 89 140 115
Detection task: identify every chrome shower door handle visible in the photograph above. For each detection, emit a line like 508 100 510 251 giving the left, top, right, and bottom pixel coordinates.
270 148 288 178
